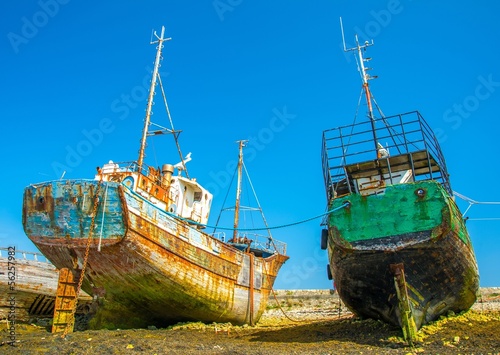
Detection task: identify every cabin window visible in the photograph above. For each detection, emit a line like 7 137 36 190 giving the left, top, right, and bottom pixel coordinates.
194 191 202 202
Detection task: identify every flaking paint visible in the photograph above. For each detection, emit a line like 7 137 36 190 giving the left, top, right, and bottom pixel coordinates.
23 178 287 329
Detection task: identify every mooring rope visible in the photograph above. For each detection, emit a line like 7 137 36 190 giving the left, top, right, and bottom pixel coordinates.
165 202 350 232
263 257 350 324
453 191 500 218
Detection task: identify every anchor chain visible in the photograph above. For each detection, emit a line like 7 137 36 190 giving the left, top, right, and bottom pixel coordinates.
62 178 103 337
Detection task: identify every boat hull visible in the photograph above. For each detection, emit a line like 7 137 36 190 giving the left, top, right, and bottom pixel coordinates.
23 180 287 329
326 180 479 329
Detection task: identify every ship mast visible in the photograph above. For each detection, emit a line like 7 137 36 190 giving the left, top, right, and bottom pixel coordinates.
340 18 379 156
232 140 247 241
137 26 171 173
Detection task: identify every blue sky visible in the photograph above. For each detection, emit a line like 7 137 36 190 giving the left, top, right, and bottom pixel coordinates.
1 1 499 289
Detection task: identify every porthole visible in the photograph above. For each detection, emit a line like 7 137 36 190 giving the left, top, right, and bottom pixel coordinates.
415 188 426 198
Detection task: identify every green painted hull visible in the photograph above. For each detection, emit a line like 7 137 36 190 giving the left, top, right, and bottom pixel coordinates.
327 180 479 329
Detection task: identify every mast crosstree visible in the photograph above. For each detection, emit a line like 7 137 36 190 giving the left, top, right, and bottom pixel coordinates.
136 26 189 177
340 18 379 157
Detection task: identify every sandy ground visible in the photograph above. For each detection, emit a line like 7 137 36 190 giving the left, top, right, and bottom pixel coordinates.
2 288 499 354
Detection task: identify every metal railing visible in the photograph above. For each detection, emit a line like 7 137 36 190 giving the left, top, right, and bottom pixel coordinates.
322 111 451 200
211 232 287 256
0 247 52 263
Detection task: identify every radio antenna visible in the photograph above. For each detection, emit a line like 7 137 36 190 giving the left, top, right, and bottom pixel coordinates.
340 17 347 51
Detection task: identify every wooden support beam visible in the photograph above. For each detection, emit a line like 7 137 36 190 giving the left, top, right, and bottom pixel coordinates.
390 263 417 345
52 268 78 333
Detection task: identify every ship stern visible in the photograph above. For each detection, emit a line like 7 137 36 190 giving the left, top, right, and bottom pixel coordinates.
22 179 127 266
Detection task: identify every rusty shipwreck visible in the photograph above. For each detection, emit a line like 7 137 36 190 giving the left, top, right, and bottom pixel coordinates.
22 27 288 330
320 28 479 342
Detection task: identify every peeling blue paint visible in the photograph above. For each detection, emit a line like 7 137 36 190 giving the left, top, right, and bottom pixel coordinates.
23 180 126 241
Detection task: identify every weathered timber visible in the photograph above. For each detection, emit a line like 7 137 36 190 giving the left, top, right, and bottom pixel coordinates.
0 248 92 322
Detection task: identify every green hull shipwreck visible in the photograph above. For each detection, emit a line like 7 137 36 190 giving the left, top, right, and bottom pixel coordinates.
321 31 479 340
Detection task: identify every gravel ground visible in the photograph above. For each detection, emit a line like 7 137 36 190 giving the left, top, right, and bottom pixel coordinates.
2 288 499 354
